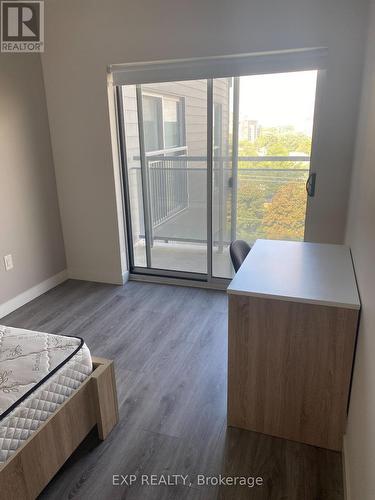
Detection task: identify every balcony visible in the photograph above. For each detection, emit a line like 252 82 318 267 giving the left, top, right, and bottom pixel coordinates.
130 155 310 277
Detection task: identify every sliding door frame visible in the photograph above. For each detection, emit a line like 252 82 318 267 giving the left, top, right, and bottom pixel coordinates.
135 84 153 268
230 77 240 243
117 84 211 283
112 48 327 288
115 86 135 271
207 78 214 280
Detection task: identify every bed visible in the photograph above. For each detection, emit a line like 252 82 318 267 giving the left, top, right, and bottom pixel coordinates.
0 325 119 499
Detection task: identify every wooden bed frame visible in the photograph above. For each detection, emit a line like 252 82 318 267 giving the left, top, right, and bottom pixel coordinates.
0 357 119 500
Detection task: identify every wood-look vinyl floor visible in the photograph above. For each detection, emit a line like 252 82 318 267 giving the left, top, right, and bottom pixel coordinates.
2 280 344 500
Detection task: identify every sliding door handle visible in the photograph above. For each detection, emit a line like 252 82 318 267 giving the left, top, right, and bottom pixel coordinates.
306 172 316 197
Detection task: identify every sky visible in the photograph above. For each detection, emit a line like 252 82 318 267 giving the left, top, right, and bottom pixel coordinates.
238 70 318 136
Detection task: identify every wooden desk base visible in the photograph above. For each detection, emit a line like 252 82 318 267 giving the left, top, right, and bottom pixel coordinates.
227 294 359 451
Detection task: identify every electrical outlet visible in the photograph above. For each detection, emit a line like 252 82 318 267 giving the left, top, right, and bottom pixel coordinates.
4 254 14 271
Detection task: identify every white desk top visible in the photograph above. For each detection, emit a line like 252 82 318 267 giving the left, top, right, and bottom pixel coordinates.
227 240 360 309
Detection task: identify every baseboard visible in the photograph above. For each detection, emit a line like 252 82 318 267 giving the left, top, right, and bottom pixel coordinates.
0 270 68 320
343 435 351 500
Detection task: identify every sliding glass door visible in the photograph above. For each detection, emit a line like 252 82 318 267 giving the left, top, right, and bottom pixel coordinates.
211 71 318 278
116 67 319 283
119 80 208 277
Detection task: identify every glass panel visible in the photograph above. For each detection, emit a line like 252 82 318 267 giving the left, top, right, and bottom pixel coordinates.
122 71 317 280
121 85 147 267
143 94 162 152
212 71 317 278
141 80 207 273
212 78 234 279
163 98 181 148
237 71 317 243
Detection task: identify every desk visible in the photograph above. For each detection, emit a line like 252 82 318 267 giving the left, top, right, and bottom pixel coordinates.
227 239 360 451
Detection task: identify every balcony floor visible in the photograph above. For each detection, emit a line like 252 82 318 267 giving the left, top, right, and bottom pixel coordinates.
134 242 233 278
134 205 233 277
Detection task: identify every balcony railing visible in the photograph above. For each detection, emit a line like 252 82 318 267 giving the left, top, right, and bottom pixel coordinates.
147 156 189 226
130 155 310 245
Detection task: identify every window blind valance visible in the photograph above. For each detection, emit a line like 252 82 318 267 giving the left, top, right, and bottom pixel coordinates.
109 47 327 86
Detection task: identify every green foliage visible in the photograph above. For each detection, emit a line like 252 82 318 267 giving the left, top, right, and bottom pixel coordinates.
238 139 257 157
235 126 311 242
236 180 267 240
263 182 307 240
256 127 312 154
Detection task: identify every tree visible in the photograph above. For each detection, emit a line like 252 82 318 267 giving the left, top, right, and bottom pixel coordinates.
234 126 311 241
238 126 312 171
238 139 257 157
256 127 312 155
262 182 307 240
236 179 267 240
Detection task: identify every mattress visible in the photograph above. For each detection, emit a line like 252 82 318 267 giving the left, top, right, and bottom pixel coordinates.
0 325 92 464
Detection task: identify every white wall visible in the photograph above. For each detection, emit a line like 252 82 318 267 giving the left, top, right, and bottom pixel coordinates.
344 1 375 498
41 0 369 282
0 53 66 307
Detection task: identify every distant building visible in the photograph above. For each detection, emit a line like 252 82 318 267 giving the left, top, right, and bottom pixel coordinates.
240 119 261 142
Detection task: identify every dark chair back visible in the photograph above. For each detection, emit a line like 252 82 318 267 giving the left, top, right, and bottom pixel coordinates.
230 240 251 272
